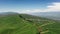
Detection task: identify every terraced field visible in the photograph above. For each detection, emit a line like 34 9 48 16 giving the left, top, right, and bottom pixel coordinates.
0 14 60 34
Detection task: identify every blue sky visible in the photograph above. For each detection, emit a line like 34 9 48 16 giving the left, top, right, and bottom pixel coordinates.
0 0 60 13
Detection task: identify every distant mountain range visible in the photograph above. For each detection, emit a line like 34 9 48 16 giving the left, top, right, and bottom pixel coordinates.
0 12 18 16
31 12 60 20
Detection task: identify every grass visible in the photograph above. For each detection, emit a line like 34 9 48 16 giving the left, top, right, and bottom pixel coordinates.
19 14 60 34
0 14 37 34
0 14 60 34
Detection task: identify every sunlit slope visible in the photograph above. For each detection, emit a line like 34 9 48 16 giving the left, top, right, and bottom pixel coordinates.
20 14 60 34
0 14 37 34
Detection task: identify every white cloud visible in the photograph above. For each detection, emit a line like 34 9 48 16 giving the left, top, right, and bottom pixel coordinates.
23 2 60 13
45 2 60 12
18 9 43 14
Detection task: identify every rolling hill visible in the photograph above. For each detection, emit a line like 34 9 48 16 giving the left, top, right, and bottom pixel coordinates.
0 12 60 34
0 14 37 34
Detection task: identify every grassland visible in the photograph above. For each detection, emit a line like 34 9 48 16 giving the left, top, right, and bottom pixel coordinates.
0 14 60 34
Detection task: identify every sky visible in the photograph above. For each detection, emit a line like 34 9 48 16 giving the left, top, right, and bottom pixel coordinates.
0 0 60 14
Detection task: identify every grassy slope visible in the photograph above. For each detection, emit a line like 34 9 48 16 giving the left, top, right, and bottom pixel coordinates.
20 14 60 34
0 14 60 34
0 14 37 34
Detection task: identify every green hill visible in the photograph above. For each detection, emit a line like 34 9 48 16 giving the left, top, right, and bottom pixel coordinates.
0 14 37 34
0 14 60 34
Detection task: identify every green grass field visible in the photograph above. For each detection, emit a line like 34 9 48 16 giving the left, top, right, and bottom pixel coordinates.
0 14 60 34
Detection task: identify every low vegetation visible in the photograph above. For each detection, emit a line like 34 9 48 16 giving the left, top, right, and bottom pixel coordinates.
0 14 60 34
